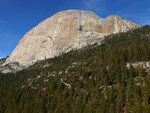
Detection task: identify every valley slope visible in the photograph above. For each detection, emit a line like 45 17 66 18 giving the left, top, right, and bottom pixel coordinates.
0 26 150 113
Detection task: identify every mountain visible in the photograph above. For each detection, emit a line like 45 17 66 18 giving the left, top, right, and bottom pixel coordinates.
4 10 139 67
0 26 150 113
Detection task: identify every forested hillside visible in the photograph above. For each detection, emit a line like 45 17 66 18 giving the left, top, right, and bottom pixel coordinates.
0 26 150 113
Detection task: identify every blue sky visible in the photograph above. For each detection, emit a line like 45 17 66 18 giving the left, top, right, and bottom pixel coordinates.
0 0 150 58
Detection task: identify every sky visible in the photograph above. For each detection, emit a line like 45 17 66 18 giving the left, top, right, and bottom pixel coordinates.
0 0 150 58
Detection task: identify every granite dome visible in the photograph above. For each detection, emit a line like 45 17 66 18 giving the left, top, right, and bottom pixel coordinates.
4 10 139 66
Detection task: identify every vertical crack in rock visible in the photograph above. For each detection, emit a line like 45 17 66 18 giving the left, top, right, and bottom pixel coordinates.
78 11 83 47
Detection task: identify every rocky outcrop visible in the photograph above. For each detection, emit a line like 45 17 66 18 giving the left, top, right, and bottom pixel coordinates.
0 58 6 65
4 10 140 68
0 58 25 73
126 61 150 69
0 62 25 73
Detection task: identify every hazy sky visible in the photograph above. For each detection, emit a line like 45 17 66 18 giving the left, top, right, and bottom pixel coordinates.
0 0 150 58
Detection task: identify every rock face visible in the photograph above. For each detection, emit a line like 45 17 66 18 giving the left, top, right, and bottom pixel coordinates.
4 10 139 67
100 15 139 35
